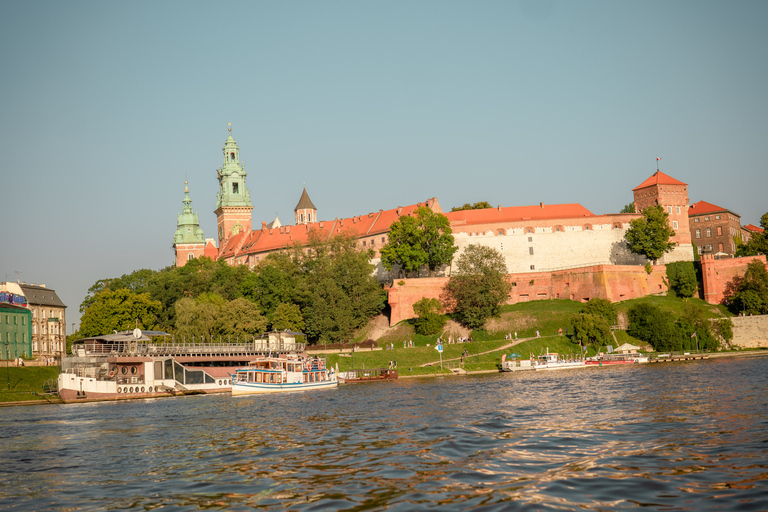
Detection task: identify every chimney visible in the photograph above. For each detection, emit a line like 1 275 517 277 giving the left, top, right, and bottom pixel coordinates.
285 225 290 233
497 205 501 212
397 207 403 215
41 284 46 288
261 221 267 231
540 202 544 209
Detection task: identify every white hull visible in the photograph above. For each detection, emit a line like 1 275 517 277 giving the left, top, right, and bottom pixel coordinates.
534 361 586 370
232 377 338 395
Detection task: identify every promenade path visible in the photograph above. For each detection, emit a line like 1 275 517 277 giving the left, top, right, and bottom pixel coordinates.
419 336 560 367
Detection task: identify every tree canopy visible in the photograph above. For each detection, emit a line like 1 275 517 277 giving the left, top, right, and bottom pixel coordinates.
412 297 446 335
380 206 457 277
625 205 676 263
451 201 492 212
666 261 698 298
620 202 635 214
79 289 162 337
735 212 768 257
443 244 511 329
725 259 768 315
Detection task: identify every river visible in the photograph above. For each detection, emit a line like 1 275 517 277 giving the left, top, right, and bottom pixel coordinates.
1 355 767 511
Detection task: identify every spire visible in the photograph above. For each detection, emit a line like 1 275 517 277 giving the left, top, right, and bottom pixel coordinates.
215 123 252 210
294 187 317 211
175 180 205 244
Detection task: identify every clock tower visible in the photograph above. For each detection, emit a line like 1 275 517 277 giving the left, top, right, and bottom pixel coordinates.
214 124 253 246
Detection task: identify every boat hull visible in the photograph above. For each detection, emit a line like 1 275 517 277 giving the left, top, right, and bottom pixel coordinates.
231 378 338 395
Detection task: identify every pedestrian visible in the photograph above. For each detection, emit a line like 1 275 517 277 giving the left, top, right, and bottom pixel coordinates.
559 327 562 336
514 332 517 340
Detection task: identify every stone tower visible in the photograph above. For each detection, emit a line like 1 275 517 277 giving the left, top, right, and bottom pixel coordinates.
294 187 317 225
632 170 694 263
214 125 253 246
174 180 206 267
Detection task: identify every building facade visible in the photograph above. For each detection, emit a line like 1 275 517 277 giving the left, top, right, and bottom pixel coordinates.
0 298 32 360
0 282 66 359
688 201 743 258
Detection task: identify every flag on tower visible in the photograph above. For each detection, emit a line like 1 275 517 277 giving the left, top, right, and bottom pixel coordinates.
657 157 662 161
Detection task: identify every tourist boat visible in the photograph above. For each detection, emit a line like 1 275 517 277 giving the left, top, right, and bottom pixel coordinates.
533 351 586 370
585 353 637 366
231 355 337 394
338 368 399 383
58 330 305 403
500 353 534 372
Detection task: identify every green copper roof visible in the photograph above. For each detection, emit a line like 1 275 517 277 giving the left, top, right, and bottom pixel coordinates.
174 181 205 244
216 128 252 209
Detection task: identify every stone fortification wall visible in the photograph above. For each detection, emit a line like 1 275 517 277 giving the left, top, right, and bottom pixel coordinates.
700 254 768 304
387 264 669 326
729 315 768 348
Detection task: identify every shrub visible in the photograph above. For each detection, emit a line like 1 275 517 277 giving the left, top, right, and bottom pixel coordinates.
412 298 446 335
666 261 698 298
581 298 616 325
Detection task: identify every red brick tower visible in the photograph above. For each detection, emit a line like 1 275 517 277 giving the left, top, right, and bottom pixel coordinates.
632 170 694 263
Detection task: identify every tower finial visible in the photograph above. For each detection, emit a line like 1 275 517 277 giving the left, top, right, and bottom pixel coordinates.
228 122 232 133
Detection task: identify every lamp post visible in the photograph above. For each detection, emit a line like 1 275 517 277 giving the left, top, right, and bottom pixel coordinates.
4 340 9 391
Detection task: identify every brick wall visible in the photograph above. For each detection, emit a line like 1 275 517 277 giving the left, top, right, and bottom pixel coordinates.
700 254 768 304
730 315 768 348
387 264 669 326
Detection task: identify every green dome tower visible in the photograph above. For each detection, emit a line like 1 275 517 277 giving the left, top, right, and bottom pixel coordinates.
214 124 253 245
174 180 206 266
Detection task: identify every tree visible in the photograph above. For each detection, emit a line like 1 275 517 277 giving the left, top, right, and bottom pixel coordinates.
581 298 616 325
451 201 492 212
79 289 162 337
625 205 676 263
173 293 226 341
735 212 768 257
270 302 305 332
711 318 734 346
412 297 446 335
620 202 635 214
221 297 268 340
728 260 768 315
571 313 612 346
666 261 698 298
444 244 511 329
627 303 681 352
380 206 457 277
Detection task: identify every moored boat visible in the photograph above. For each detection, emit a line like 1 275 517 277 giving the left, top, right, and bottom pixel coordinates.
338 368 398 383
231 354 338 394
533 351 586 370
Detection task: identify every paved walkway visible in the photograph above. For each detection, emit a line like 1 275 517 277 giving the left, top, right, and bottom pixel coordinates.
419 336 543 367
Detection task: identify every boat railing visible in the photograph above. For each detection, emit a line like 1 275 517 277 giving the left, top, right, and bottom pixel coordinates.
78 340 306 357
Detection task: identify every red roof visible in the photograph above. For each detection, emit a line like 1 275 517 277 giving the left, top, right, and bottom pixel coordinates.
632 171 687 191
445 203 595 226
688 200 730 216
744 224 764 234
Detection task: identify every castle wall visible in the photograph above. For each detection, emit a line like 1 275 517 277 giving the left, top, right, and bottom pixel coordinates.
729 315 768 348
174 243 205 267
700 254 768 305
387 264 669 326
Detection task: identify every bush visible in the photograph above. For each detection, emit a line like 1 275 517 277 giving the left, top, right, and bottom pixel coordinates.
571 313 612 346
412 298 446 335
627 303 681 351
666 261 698 298
581 298 616 325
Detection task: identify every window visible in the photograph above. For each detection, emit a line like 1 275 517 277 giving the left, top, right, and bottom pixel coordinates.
382 237 386 243
705 216 710 221
362 241 366 246
696 229 701 239
308 213 312 222
667 206 672 214
232 182 239 194
676 206 681 214
188 253 194 260
673 221 678 229
694 218 699 223
715 215 720 220
719 243 724 252
707 244 713 251
498 229 504 235
706 228 712 237
717 226 722 236
530 265 535 270
528 236 533 242
300 213 305 223
529 247 534 255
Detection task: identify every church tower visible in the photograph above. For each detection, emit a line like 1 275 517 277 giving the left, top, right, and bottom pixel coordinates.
214 125 253 246
174 180 206 267
294 187 317 225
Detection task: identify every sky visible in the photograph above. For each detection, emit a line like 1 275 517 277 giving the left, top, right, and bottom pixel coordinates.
2 1 767 331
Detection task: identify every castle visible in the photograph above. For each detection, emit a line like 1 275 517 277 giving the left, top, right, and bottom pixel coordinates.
174 127 694 279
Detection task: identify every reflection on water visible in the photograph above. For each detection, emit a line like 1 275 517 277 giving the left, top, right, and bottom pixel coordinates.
1 356 768 511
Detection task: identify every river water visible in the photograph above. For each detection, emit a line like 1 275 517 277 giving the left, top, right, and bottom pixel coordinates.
1 355 767 511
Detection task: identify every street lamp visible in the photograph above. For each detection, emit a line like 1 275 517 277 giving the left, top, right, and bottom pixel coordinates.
4 340 9 391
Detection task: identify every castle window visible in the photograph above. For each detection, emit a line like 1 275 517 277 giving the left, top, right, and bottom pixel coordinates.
498 229 504 235
715 215 721 220
530 265 535 270
301 213 305 223
706 228 711 237
705 216 710 221
694 218 699 222
188 253 194 260
308 213 312 222
676 206 681 214
717 226 722 236
529 247 534 255
667 206 672 214
230 152 235 161
382 237 386 243
719 243 724 252
233 182 239 194
528 236 533 242
673 221 678 230
696 229 701 239
362 241 366 246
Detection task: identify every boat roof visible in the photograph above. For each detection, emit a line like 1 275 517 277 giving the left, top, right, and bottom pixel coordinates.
75 330 171 343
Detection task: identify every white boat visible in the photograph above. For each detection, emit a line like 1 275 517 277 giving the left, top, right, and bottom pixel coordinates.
500 353 534 372
533 351 586 370
231 354 338 395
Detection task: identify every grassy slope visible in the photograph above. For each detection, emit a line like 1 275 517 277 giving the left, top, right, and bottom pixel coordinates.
325 296 737 376
0 366 60 402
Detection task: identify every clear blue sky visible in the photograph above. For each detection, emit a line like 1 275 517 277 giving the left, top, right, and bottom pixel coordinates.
2 1 766 330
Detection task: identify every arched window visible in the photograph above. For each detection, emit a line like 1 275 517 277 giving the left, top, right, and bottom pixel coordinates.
308 213 312 222
188 253 194 261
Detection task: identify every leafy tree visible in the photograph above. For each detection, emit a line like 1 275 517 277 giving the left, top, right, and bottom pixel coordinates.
221 297 268 340
173 293 226 341
728 260 768 315
625 205 676 263
243 256 298 318
735 212 768 257
380 206 457 277
270 302 305 332
79 289 162 337
627 303 681 352
444 244 511 329
412 297 446 335
80 268 158 313
581 298 616 325
620 202 635 214
571 313 612 346
297 234 386 343
711 318 734 346
666 261 698 298
451 201 493 212
677 302 718 351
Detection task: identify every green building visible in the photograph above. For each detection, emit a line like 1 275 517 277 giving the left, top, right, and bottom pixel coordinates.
0 303 33 359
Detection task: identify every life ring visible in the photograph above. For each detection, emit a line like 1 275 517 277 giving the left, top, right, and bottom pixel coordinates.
305 361 311 372
108 369 116 378
318 360 325 370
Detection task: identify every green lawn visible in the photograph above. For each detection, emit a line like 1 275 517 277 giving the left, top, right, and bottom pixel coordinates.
0 366 60 403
